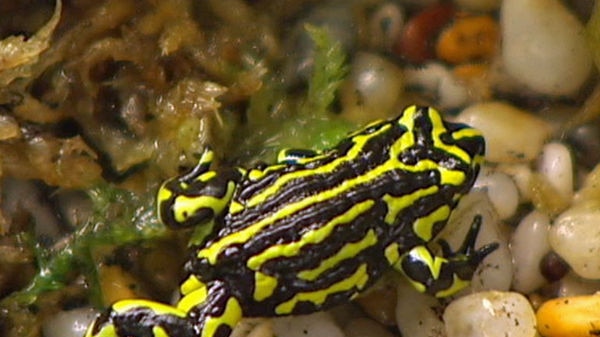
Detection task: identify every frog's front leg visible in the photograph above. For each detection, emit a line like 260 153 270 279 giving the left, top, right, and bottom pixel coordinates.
394 216 498 297
157 148 244 229
176 280 242 337
84 299 193 337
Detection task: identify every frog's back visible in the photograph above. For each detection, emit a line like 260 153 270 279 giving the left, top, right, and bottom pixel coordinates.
196 106 484 280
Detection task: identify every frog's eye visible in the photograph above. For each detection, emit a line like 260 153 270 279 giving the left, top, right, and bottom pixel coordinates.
444 124 486 164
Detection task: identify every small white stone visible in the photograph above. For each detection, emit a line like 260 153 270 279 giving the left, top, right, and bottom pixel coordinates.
344 318 395 337
538 142 574 200
395 277 445 337
501 0 592 96
404 62 468 109
454 101 552 163
43 308 98 337
368 3 404 51
497 164 533 202
341 52 404 123
444 291 537 337
549 202 600 279
474 169 520 220
555 272 600 297
272 312 344 337
510 210 551 293
453 0 500 12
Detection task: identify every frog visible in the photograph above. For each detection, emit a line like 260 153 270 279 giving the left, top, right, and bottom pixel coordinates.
85 105 498 337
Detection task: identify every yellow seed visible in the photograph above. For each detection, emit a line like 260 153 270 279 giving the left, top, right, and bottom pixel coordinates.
436 15 499 64
99 264 145 305
536 294 600 337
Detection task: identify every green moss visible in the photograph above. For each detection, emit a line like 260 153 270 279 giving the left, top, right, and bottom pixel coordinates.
0 184 166 308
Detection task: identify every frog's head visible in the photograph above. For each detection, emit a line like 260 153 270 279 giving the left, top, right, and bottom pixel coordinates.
157 148 236 229
394 105 485 192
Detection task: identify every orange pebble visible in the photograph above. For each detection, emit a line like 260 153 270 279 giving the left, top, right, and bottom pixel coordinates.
436 15 499 64
536 294 600 337
99 264 146 305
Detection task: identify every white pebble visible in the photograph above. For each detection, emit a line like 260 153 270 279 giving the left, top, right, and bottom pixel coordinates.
341 52 404 123
395 277 444 337
230 319 272 337
453 0 500 12
443 291 537 337
404 62 469 109
344 318 395 337
501 0 592 96
556 272 600 297
454 101 552 163
497 164 533 202
272 312 344 337
43 308 98 337
510 210 551 293
474 169 519 219
549 203 600 279
538 142 573 200
368 3 404 51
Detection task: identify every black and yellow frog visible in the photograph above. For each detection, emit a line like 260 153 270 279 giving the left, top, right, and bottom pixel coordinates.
86 105 497 337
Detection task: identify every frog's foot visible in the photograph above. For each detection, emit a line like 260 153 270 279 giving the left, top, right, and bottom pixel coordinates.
399 215 499 297
178 280 243 337
85 299 194 337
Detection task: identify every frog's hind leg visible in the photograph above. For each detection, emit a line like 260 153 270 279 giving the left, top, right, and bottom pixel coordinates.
177 280 243 337
86 281 243 337
85 299 195 337
392 215 498 297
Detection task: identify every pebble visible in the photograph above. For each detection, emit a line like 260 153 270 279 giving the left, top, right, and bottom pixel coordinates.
554 273 600 298
528 173 570 218
271 312 344 337
344 318 396 337
395 277 444 337
394 2 455 63
549 202 600 279
536 293 600 337
575 162 600 204
497 163 533 201
444 291 537 337
404 62 469 109
0 114 21 140
474 169 519 220
43 308 98 337
454 101 552 163
436 15 499 64
501 0 593 96
540 252 570 283
368 2 404 52
510 210 551 293
566 123 600 170
230 319 271 337
453 0 501 12
340 52 404 124
538 142 573 201
354 278 397 326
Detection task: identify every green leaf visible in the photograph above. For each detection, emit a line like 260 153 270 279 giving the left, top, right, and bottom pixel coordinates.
301 24 348 117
